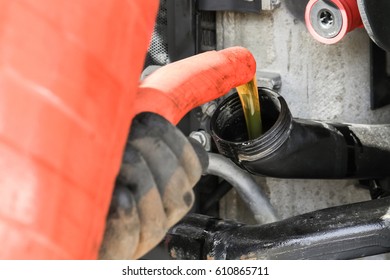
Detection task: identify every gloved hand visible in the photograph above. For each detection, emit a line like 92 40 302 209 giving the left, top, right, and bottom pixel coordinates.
98 112 206 259
99 46 255 259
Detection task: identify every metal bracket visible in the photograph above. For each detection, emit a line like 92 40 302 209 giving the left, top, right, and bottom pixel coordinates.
197 0 280 13
257 71 282 91
261 0 281 11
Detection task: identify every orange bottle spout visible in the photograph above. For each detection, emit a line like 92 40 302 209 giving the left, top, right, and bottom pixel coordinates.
134 47 257 125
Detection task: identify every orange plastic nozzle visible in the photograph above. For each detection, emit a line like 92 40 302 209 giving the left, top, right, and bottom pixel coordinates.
134 47 257 125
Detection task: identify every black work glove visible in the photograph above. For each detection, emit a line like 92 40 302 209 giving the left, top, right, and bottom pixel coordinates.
99 113 206 259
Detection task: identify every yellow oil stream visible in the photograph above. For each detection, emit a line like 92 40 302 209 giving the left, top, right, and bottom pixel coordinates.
236 75 263 140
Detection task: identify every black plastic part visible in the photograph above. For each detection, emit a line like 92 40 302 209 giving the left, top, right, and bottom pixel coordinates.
360 179 390 200
370 42 390 109
167 0 216 62
167 0 197 61
285 0 310 21
197 11 217 52
358 0 390 53
166 197 390 260
211 89 291 160
211 88 390 179
197 0 262 13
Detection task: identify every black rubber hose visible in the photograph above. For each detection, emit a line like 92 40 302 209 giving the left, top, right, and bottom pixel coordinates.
210 88 390 179
206 153 278 224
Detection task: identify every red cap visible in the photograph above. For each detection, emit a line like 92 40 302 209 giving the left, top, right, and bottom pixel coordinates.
305 0 363 44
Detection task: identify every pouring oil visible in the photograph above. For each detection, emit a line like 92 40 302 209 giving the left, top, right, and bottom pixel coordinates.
236 75 263 140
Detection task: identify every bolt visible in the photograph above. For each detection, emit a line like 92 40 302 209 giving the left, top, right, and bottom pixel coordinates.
201 101 217 118
189 131 211 152
319 9 334 29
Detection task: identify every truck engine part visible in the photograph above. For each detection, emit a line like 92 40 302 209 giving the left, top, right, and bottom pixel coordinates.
166 196 390 260
305 0 362 44
155 0 390 261
211 88 390 179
